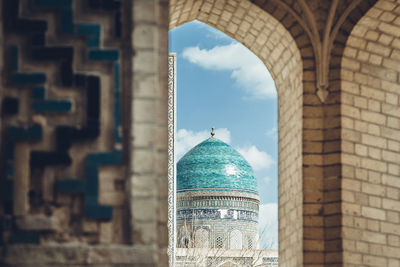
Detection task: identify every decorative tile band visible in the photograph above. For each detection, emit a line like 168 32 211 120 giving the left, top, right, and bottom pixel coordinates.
177 198 259 211
177 208 259 223
167 53 177 266
177 190 260 201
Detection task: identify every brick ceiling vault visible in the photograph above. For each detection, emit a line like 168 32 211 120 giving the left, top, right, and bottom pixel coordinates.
169 0 303 96
169 0 378 101
252 0 378 102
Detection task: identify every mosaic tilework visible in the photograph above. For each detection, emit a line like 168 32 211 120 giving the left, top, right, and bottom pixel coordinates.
176 216 259 250
178 189 260 200
10 46 72 114
177 198 259 211
3 126 43 217
177 137 258 193
1 0 123 244
177 209 258 223
167 53 177 266
31 0 122 219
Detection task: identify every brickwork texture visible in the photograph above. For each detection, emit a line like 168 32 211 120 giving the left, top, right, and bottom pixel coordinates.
341 1 400 266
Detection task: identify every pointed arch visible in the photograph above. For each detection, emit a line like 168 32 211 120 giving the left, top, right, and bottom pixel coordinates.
229 229 243 249
169 1 303 265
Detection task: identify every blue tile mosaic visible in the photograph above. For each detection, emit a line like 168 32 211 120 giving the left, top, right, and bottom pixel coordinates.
2 97 19 115
61 7 74 33
83 150 122 220
4 179 13 202
85 205 113 220
56 179 85 193
11 73 46 85
76 23 101 35
76 24 101 47
11 232 40 244
33 100 72 113
10 46 18 71
32 87 46 99
88 50 119 61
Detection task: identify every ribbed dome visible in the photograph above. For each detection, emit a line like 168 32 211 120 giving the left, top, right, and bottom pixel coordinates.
177 137 258 194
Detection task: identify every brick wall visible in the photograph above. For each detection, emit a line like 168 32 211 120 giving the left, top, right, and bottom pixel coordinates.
130 0 169 265
341 0 400 266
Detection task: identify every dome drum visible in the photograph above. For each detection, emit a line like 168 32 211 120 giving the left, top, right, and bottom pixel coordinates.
176 136 260 250
177 220 258 249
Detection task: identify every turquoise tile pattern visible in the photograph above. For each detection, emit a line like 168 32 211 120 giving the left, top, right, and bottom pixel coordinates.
177 137 258 193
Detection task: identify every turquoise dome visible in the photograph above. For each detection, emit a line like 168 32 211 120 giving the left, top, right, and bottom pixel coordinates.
177 137 258 194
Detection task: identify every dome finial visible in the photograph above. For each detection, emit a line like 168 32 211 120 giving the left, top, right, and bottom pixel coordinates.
211 127 215 137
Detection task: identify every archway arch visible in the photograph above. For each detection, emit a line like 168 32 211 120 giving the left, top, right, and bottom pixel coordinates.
169 0 304 265
229 229 243 249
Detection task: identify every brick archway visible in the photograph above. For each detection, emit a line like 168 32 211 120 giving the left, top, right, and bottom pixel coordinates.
341 0 400 265
169 1 304 265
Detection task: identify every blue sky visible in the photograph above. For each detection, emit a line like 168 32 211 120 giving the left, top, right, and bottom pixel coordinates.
169 21 278 249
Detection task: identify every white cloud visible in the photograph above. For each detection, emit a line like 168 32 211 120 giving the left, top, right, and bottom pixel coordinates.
176 128 231 159
182 43 276 99
266 127 277 137
258 203 278 249
191 20 229 40
236 145 275 171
